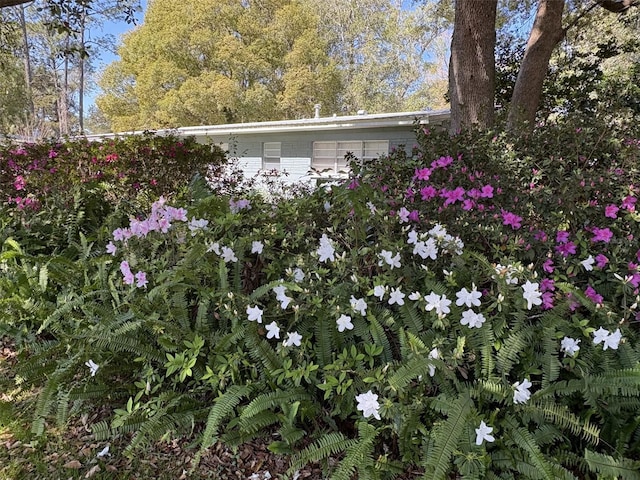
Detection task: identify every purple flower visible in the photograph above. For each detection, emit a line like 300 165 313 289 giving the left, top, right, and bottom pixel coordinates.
591 227 613 243
135 271 148 288
622 195 637 211
585 285 603 305
556 231 570 244
420 185 437 200
414 167 431 181
480 184 494 198
501 210 522 230
14 175 25 191
555 241 577 257
595 254 609 268
543 259 555 273
605 204 619 218
440 187 466 206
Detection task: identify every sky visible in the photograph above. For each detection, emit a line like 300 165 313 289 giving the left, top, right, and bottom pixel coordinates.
85 0 147 109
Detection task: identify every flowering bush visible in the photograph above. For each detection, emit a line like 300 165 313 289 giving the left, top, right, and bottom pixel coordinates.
2 121 640 479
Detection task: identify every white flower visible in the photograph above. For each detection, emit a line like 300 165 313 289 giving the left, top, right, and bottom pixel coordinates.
265 321 280 339
373 285 386 300
221 246 238 263
408 291 421 301
367 201 377 214
293 268 305 282
460 309 486 329
424 292 451 317
188 217 209 235
602 328 622 350
324 201 331 212
455 286 482 308
475 420 495 446
378 250 401 269
96 445 110 458
284 331 302 347
522 281 542 309
513 378 533 404
580 255 595 271
350 296 368 316
85 359 99 377
251 241 264 254
428 224 447 239
388 288 405 306
413 238 438 260
207 242 221 255
560 337 581 356
246 305 263 323
427 348 439 377
495 264 519 285
336 314 354 332
355 390 381 420
273 284 292 309
407 230 419 245
592 327 610 345
317 234 336 262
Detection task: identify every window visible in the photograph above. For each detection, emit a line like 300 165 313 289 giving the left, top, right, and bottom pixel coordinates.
312 140 389 174
262 142 281 171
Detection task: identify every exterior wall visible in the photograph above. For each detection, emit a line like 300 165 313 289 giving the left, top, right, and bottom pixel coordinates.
191 125 420 185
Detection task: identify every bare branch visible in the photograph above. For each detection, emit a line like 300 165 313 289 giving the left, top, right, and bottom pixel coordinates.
0 0 33 8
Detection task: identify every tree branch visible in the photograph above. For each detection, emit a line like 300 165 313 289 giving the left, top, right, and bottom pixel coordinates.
0 0 33 8
564 0 639 34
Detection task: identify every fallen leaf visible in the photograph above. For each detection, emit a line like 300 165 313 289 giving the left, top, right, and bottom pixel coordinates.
63 460 82 469
85 465 101 478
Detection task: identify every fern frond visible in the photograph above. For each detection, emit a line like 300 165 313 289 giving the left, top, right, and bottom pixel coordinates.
288 432 356 475
240 388 312 423
422 391 473 480
388 355 436 392
330 422 378 480
584 449 640 480
503 416 556 480
193 384 252 467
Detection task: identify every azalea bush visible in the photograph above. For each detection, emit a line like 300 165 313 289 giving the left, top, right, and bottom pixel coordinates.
2 121 640 479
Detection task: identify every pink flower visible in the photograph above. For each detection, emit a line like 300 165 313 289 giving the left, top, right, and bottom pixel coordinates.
534 230 548 242
584 285 603 305
480 184 494 198
622 195 637 211
14 175 25 191
440 187 466 206
462 199 475 211
347 178 359 190
48 149 58 158
120 261 134 285
595 254 609 268
135 271 148 288
420 185 437 200
605 204 619 218
501 210 522 230
591 227 613 243
431 155 453 169
414 167 431 181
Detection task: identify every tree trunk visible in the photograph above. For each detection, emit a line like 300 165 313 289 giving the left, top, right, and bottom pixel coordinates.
507 0 565 132
448 0 497 134
79 7 86 134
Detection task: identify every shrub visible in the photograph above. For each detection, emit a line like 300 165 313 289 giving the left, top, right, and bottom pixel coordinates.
2 120 640 479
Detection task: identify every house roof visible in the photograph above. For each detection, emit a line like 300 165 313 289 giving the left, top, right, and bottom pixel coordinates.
83 109 450 140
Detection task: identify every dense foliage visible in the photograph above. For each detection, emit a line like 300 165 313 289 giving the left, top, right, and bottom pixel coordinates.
1 121 640 479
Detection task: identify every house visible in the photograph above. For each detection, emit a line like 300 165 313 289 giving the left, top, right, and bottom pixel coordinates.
85 109 450 184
